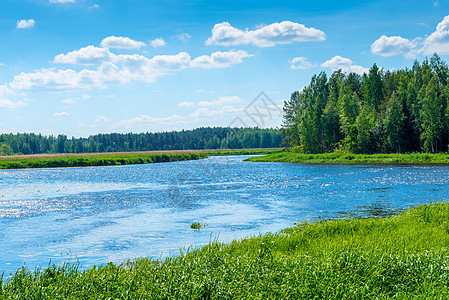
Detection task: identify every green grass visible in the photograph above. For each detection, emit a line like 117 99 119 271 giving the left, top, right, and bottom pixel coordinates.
246 151 449 164
2 202 449 298
0 148 283 170
0 152 206 170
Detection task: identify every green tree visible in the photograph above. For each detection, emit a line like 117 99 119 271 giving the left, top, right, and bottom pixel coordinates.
0 144 14 155
384 93 405 153
420 76 442 152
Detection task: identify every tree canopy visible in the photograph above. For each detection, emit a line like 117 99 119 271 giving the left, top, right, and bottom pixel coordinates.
282 54 449 154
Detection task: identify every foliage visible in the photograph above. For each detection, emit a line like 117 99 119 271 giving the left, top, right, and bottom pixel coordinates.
0 127 283 155
282 55 449 153
190 222 206 230
246 151 449 164
2 203 449 298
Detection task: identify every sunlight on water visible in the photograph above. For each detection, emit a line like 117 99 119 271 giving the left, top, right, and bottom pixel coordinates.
0 156 448 275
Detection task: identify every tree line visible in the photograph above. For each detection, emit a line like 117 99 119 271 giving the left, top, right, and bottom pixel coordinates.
0 127 282 155
282 54 449 154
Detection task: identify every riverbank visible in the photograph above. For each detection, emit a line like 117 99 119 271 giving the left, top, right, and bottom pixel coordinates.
246 151 449 164
1 202 449 298
0 148 282 169
0 152 206 169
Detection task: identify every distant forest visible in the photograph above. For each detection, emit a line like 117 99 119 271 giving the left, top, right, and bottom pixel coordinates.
283 54 449 154
0 127 282 155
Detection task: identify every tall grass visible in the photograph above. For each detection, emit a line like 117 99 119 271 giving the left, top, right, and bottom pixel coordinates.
0 152 205 170
246 151 449 164
1 203 449 298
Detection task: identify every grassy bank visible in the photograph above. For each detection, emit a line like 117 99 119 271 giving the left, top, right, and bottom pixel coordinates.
0 148 283 170
2 203 449 298
246 151 449 164
0 152 206 170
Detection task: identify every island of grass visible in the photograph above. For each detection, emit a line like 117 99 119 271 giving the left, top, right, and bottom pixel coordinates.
0 148 282 170
2 202 449 298
246 151 449 164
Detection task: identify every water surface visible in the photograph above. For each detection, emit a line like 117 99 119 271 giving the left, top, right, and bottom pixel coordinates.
0 155 448 274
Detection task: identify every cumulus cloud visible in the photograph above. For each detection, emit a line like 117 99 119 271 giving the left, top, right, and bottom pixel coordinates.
371 35 416 58
371 15 449 57
49 0 76 3
150 38 166 48
178 101 195 108
100 36 146 49
54 46 112 65
10 49 251 91
321 56 369 74
206 21 325 47
191 50 252 69
198 96 242 107
422 15 449 55
290 57 314 69
54 112 69 116
17 19 35 29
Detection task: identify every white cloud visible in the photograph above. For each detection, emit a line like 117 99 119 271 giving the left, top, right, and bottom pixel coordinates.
95 116 111 122
10 50 251 91
321 56 369 74
422 15 449 55
0 99 26 108
91 4 100 8
54 46 112 65
371 35 416 58
54 112 69 116
82 94 91 99
290 57 314 69
100 36 146 49
50 0 75 3
62 98 75 104
206 21 325 47
191 50 252 69
17 19 35 29
150 38 166 48
178 101 195 108
177 33 192 41
198 96 242 107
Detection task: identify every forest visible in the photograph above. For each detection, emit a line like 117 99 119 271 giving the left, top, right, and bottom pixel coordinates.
0 127 282 155
282 54 449 154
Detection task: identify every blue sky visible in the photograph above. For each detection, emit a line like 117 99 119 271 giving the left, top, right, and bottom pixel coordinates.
0 0 448 137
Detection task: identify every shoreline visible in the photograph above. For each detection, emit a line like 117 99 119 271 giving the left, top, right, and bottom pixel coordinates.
0 148 283 170
245 151 449 164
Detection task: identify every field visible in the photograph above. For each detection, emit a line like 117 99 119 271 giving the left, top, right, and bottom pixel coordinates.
1 202 449 298
246 151 449 164
0 148 283 170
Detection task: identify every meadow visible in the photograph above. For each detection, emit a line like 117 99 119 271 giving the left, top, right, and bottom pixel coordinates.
246 151 449 164
1 202 449 298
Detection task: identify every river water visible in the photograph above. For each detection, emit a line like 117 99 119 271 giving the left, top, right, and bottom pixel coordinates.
0 155 448 275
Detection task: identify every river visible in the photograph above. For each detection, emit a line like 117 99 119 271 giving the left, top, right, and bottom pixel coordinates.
0 155 448 275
